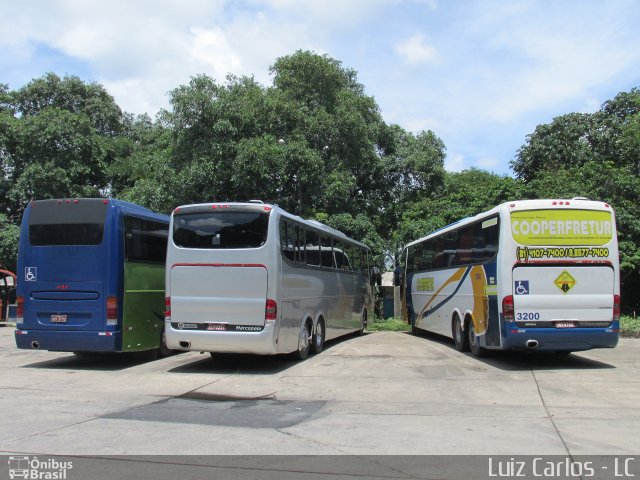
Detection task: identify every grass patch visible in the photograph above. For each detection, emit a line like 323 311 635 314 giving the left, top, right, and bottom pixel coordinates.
367 317 411 332
621 315 640 338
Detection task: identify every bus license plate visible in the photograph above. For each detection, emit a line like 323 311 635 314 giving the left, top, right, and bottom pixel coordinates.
207 323 226 331
51 314 68 323
555 321 575 328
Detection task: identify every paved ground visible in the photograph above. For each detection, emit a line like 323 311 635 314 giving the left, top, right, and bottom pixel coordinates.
0 325 638 477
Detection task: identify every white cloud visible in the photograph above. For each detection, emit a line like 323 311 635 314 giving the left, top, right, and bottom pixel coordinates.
395 34 438 65
445 153 466 172
0 0 638 175
188 27 241 78
475 157 500 170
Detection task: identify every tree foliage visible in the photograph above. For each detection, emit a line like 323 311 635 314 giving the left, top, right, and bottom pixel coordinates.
0 73 126 223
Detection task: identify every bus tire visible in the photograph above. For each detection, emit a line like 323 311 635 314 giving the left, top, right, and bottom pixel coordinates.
467 317 486 357
410 315 420 335
311 318 325 354
452 314 469 352
158 327 173 357
359 310 367 334
294 319 312 360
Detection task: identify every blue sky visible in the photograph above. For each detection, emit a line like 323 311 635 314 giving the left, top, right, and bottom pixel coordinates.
1 0 639 175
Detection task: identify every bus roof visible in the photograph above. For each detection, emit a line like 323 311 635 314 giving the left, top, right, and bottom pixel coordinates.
404 198 614 249
28 198 169 224
172 202 370 251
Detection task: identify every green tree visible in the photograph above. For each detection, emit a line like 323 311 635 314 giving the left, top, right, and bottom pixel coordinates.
512 88 640 181
2 74 127 222
129 50 446 251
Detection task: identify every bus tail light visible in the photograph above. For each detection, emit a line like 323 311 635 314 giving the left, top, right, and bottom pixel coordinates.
106 297 118 326
613 294 621 322
16 296 24 325
165 297 171 321
502 295 515 322
265 299 277 321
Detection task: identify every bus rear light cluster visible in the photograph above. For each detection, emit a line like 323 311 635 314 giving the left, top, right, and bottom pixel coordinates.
165 297 171 321
502 295 515 322
265 299 277 321
613 294 621 322
16 296 24 325
106 297 118 326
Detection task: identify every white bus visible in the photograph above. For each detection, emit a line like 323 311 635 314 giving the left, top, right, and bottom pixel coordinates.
399 198 620 356
165 202 374 359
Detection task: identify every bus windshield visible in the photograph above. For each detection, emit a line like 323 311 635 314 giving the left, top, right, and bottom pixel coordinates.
28 200 108 246
173 210 270 249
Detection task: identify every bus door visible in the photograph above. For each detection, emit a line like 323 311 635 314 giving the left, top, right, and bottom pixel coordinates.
121 216 169 351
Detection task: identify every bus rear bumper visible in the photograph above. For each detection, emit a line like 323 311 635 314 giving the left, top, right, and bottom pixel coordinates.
14 329 120 352
165 321 279 355
501 322 619 352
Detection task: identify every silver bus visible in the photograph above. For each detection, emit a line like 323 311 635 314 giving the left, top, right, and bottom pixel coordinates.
165 202 374 359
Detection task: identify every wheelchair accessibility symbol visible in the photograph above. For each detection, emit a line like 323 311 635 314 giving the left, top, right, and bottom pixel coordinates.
515 280 529 295
25 267 37 282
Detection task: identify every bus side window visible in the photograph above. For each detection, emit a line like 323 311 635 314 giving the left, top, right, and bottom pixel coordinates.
280 220 295 262
454 226 473 266
432 238 447 269
321 235 335 268
125 216 168 264
305 229 320 267
293 224 303 264
335 240 351 271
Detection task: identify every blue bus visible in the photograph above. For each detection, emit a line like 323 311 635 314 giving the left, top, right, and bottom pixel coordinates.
15 198 172 356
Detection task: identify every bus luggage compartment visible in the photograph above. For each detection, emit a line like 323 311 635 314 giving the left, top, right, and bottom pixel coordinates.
169 265 268 327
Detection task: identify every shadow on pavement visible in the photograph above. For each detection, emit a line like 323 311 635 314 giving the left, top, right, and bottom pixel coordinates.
407 330 616 371
21 349 164 371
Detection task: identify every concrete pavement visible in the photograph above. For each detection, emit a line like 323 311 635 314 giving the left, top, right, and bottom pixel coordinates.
1 326 638 459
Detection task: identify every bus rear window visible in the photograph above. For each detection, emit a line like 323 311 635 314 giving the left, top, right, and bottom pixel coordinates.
173 210 270 249
28 199 108 246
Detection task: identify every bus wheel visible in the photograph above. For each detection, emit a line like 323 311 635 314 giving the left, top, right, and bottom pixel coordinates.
312 318 325 354
359 310 367 334
411 316 419 336
294 320 312 360
158 328 173 357
452 315 469 352
467 318 485 357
